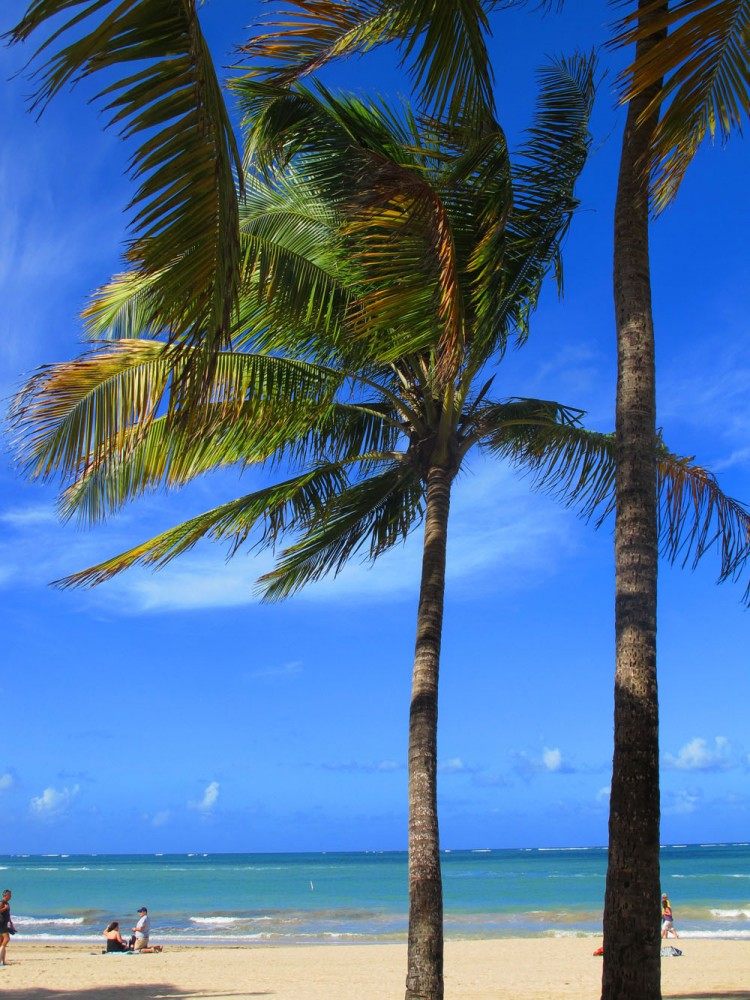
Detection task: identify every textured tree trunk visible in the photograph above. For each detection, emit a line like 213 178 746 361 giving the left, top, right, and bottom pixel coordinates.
602 3 667 999
405 465 451 1000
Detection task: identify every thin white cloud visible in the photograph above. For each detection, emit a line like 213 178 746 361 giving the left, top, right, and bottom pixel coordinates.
0 424 581 614
664 737 733 772
190 781 220 813
30 784 79 818
596 785 611 804
542 748 563 772
247 660 303 681
151 810 171 827
321 760 404 774
0 506 60 528
439 757 470 774
0 773 14 792
663 788 701 816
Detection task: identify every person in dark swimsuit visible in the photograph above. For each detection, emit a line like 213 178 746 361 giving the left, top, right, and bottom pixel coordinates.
0 889 13 967
103 921 130 952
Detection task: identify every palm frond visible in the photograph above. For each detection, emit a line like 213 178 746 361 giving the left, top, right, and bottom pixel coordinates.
258 463 423 600
656 446 750 602
7 0 243 373
237 82 467 366
613 0 750 210
486 411 750 602
242 0 496 123
242 1 396 87
494 53 596 346
53 464 351 589
10 340 342 488
483 416 618 522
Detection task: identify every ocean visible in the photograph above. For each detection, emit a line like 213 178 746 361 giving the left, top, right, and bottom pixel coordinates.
1 844 748 946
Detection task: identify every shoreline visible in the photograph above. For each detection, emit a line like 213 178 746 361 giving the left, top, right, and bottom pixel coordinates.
2 938 747 998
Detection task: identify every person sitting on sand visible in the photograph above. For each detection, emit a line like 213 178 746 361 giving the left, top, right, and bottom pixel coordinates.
661 894 679 939
103 921 130 953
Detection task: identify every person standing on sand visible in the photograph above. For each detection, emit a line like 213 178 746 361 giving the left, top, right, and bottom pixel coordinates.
661 894 680 939
0 889 13 966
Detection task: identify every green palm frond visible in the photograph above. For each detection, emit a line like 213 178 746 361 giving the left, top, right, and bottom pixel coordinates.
243 0 496 123
487 411 750 602
656 447 750 601
236 169 355 360
389 0 496 120
242 2 396 88
483 414 618 522
259 463 423 600
495 53 596 345
7 0 243 366
237 83 469 365
83 269 167 341
11 339 172 482
53 464 352 589
10 340 342 487
613 0 750 210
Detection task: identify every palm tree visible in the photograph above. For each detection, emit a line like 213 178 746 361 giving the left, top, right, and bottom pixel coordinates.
239 5 750 998
12 68 611 999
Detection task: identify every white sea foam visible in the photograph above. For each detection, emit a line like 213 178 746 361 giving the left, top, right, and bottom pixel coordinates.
680 930 750 939
710 909 750 919
15 916 86 926
190 916 276 926
190 917 242 925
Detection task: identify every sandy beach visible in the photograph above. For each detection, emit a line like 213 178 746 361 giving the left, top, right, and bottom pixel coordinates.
0 938 747 999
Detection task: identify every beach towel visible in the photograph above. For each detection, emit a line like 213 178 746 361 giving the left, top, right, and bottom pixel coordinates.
660 946 682 957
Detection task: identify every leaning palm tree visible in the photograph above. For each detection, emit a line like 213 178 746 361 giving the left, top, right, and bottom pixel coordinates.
12 66 608 999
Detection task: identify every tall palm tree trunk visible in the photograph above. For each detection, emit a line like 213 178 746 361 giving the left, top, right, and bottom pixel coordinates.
602 3 667 999
406 465 452 1000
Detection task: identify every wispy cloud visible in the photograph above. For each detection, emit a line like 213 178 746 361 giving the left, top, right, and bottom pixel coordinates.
0 506 60 528
247 660 303 681
663 788 701 816
321 760 404 774
30 784 79 818
664 737 733 772
0 773 14 793
439 757 479 774
151 810 171 828
0 434 582 615
190 781 220 813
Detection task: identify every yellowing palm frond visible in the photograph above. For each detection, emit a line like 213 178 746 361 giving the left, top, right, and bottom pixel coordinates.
613 0 750 210
243 0 496 123
7 0 243 377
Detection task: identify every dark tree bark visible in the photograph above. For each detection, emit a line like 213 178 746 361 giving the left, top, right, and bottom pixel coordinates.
405 464 452 1000
602 3 667 999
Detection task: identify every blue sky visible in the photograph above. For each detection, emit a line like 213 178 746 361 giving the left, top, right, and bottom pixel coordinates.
1 0 748 855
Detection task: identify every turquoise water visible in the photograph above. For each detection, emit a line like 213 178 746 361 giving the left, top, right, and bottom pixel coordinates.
2 844 748 944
